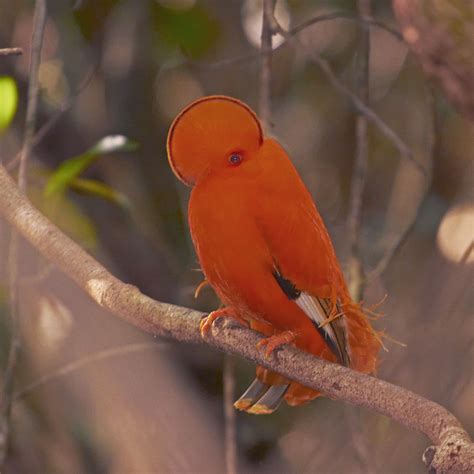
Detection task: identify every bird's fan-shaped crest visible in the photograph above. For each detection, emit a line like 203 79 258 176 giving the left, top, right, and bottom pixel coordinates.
166 96 264 186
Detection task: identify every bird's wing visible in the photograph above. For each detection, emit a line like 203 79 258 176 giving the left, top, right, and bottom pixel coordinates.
272 268 351 365
255 156 351 365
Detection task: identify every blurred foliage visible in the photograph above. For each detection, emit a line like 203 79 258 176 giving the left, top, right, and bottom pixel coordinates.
0 76 18 132
39 135 137 248
152 3 220 58
73 0 122 41
31 185 98 249
45 135 136 205
69 178 131 211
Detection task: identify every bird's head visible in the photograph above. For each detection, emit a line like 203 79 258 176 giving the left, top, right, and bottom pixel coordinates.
167 96 264 186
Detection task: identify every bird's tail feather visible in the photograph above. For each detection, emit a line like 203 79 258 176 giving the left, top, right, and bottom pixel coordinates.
234 378 289 414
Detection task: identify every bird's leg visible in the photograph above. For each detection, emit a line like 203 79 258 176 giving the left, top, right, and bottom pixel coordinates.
257 330 298 358
199 307 249 336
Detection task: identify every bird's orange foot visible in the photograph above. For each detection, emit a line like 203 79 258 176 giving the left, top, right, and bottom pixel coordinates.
257 330 297 359
199 308 249 337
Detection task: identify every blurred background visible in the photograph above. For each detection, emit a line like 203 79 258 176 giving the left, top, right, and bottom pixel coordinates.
0 0 472 472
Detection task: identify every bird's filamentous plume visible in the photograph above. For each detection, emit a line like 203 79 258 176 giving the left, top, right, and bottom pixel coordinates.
167 95 381 414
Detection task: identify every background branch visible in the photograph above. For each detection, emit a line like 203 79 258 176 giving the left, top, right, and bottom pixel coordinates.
259 0 276 131
1 0 47 466
289 12 403 42
17 0 47 191
223 355 237 474
6 64 97 172
347 0 371 303
0 164 471 472
368 86 435 282
272 18 426 177
193 12 403 71
345 1 373 471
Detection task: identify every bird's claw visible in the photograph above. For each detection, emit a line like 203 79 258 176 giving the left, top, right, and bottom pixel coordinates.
199 308 248 337
257 331 297 359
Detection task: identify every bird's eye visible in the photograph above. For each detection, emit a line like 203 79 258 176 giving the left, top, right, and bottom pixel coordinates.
229 153 242 166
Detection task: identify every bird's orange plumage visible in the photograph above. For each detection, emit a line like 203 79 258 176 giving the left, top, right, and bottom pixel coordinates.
167 96 381 413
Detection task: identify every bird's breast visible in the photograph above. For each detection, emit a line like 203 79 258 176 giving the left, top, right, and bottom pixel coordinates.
188 175 272 308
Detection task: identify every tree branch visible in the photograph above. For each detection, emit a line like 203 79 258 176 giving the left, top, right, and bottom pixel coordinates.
271 18 426 177
17 0 47 191
345 2 373 471
0 163 472 471
259 0 276 131
6 64 97 172
1 0 47 466
223 355 237 474
288 12 403 42
347 0 372 303
368 86 435 282
192 12 403 72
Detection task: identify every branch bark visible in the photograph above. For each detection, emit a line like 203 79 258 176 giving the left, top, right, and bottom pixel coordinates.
0 164 472 471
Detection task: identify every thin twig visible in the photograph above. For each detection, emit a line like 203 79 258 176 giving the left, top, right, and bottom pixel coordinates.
459 240 474 265
272 18 425 176
367 208 422 280
0 164 472 471
1 0 47 467
259 0 276 131
0 48 23 57
345 1 374 471
6 65 97 172
191 13 403 72
223 355 237 474
368 87 436 281
14 342 168 400
289 12 403 42
17 0 47 191
347 0 371 303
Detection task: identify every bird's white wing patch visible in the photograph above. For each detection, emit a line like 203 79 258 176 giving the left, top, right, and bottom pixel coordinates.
272 267 350 366
295 292 351 366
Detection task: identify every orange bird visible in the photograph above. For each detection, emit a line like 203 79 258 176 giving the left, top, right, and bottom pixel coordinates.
167 96 381 414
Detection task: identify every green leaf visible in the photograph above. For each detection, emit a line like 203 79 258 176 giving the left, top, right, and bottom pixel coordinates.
152 4 219 58
45 135 137 197
70 177 132 211
0 76 18 132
